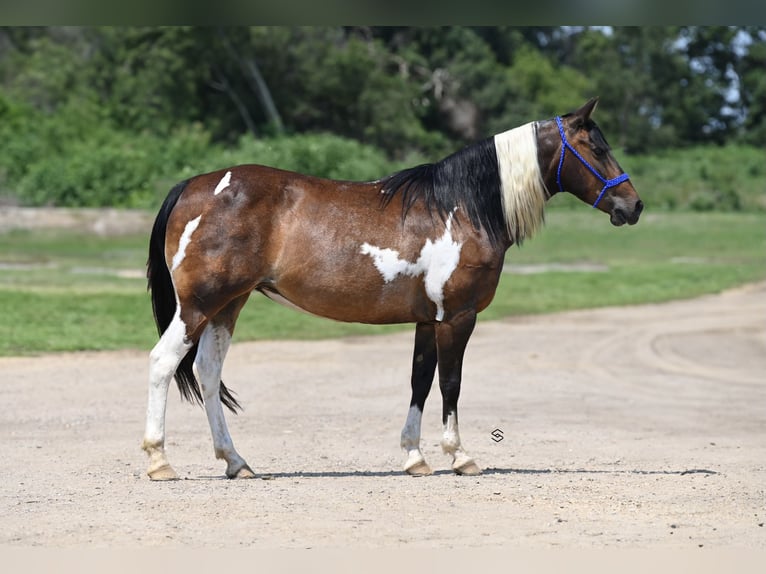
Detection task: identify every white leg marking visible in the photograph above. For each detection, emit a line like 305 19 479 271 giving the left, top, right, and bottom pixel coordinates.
194 323 251 478
441 411 461 456
441 411 480 474
360 211 462 321
401 405 422 449
213 171 232 195
401 405 423 454
171 215 202 272
143 309 192 478
400 405 431 475
145 309 191 445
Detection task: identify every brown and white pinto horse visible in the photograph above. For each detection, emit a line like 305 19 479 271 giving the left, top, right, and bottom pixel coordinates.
143 98 642 480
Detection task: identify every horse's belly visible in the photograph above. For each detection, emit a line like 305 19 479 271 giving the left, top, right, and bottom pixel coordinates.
260 274 430 325
259 288 323 318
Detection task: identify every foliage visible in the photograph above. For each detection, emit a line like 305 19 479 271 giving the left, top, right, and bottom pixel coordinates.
627 145 766 212
0 26 764 209
548 144 766 213
739 29 766 144
0 93 406 207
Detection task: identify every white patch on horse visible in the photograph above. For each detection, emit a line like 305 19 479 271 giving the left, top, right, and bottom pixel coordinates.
145 307 191 448
493 122 547 243
171 215 202 272
213 171 232 195
358 244 414 282
360 211 462 321
401 404 428 471
401 405 423 452
441 411 461 454
440 410 477 473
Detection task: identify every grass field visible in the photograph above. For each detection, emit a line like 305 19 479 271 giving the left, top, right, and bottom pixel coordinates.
0 210 764 356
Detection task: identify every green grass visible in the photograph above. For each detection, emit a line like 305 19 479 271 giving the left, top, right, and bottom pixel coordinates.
626 145 766 212
0 210 764 356
486 209 766 318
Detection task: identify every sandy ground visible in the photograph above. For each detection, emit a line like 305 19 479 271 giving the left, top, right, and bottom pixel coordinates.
0 282 764 549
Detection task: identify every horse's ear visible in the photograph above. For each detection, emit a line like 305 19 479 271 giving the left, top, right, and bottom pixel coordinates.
574 97 599 122
566 97 599 131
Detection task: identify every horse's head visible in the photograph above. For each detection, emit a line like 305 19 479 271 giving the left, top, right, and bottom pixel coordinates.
539 98 643 226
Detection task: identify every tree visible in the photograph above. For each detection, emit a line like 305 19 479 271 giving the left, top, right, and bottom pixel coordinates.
2 26 764 158
736 27 766 144
671 26 742 144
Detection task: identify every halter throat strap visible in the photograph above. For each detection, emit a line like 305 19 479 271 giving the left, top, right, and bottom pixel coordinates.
555 116 629 208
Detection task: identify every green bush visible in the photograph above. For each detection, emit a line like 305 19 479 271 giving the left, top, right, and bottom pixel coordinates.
175 132 405 181
16 124 215 208
10 127 411 208
1 90 414 208
3 90 763 213
623 145 765 212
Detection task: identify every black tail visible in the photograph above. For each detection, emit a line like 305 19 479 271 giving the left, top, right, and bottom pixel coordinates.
147 179 242 413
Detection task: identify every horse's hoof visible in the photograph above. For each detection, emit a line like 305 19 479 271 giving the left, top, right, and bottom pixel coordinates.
404 459 433 477
453 459 482 476
147 464 179 481
227 464 256 479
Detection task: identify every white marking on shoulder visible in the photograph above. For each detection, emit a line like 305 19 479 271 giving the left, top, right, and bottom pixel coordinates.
360 210 462 321
420 212 461 321
359 244 415 282
171 215 202 272
213 171 232 195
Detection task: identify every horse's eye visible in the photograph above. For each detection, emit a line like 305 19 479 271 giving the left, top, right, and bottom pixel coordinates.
593 147 606 158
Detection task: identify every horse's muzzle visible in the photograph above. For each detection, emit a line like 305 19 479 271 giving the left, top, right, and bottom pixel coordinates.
611 200 643 227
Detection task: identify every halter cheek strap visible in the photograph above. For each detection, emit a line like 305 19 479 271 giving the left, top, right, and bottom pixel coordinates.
555 116 630 208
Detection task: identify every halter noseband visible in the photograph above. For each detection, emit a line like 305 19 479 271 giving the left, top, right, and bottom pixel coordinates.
555 116 629 208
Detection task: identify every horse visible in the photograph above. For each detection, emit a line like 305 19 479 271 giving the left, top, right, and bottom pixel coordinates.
142 97 643 480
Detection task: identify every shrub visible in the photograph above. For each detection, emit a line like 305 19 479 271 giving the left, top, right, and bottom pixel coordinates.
16 124 215 208
11 123 413 208
621 145 765 212
189 132 405 181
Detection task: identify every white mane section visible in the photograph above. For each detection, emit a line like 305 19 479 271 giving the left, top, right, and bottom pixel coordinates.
493 122 548 244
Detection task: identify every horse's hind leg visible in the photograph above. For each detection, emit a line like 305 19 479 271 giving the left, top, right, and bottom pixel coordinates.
401 322 437 476
194 294 254 479
436 311 482 476
143 310 192 480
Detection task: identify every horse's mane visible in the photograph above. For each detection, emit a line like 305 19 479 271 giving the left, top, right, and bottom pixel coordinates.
379 121 547 246
379 137 507 245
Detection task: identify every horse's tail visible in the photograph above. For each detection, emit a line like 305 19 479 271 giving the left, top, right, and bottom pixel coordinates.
147 179 242 413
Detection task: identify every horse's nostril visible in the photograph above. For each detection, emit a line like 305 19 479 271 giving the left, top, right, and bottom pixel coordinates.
635 200 644 213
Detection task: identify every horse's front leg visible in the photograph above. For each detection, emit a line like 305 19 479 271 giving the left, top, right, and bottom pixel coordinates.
401 322 438 476
435 311 482 475
195 320 255 479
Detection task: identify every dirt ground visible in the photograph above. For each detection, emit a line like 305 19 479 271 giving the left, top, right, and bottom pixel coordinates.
1 281 764 549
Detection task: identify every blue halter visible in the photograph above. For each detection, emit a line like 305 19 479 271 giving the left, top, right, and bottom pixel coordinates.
555 116 630 208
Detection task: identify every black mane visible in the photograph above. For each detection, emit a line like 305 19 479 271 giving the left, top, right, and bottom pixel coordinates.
379 137 506 244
